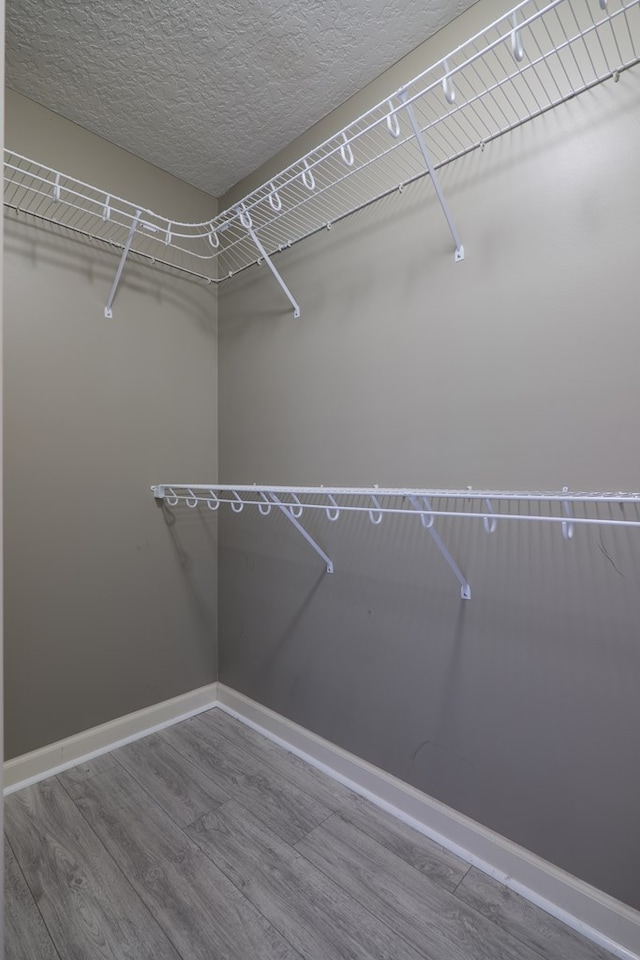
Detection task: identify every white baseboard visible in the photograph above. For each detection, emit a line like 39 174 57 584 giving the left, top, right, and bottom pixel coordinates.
3 681 219 794
5 680 639 959
217 683 640 960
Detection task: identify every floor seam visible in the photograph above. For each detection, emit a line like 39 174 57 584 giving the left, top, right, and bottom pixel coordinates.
184 796 307 960
290 831 434 960
111 741 231 834
450 863 472 896
291 808 338 846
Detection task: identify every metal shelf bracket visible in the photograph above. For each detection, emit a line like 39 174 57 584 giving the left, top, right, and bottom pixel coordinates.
398 90 465 262
408 495 471 599
237 205 301 318
104 208 142 318
268 492 333 572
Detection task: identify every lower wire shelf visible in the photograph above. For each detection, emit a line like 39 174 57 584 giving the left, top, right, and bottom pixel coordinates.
151 483 640 600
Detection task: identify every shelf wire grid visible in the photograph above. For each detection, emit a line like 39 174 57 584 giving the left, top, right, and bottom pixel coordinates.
3 152 220 281
4 0 638 281
151 485 640 531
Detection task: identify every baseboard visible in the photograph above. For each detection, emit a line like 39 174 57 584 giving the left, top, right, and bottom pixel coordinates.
217 683 640 960
5 679 639 959
3 681 219 794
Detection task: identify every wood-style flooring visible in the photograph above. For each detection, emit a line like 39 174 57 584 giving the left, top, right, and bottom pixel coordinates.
5 708 614 960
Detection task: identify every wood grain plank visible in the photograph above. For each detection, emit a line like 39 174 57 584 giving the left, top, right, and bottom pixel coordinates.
338 794 469 892
198 708 358 810
112 732 228 825
71 764 301 960
5 779 180 960
205 707 469 892
296 813 546 960
455 867 614 960
57 753 117 788
161 715 331 843
5 840 60 960
186 799 426 960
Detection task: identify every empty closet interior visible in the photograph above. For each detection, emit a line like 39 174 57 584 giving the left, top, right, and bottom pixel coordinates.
3 0 640 955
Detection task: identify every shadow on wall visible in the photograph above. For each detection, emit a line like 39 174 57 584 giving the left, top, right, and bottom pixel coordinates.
158 501 219 642
217 500 640 906
4 212 216 333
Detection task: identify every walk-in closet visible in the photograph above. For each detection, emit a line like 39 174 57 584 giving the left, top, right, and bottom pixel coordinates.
2 0 640 957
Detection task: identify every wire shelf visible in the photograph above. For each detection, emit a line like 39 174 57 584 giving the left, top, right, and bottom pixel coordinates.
3 152 221 281
220 0 639 274
152 482 640 516
4 0 638 287
152 484 640 599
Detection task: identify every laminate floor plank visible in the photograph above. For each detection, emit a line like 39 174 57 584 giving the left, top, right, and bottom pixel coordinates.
296 812 547 960
455 867 614 960
204 708 470 892
6 716 618 960
5 839 60 960
111 732 228 826
71 764 301 960
186 798 427 960
199 708 357 810
338 793 470 893
5 779 180 960
57 753 118 789
161 715 331 843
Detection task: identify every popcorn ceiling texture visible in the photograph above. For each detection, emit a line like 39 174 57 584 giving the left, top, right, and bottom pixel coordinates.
6 0 476 197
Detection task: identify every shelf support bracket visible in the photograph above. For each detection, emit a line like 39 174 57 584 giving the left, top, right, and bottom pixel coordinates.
238 206 301 318
105 209 142 318
398 90 464 262
268 492 333 572
409 496 471 599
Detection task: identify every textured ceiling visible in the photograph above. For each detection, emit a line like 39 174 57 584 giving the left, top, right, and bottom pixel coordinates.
6 0 478 197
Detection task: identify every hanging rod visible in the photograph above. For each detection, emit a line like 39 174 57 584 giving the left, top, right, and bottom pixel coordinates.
151 483 640 600
4 0 637 303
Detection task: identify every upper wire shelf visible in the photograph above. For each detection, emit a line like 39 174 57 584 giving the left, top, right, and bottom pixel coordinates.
152 483 640 599
4 0 638 301
221 0 638 275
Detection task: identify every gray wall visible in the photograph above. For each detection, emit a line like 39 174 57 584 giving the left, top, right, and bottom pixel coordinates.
217 10 640 910
4 92 219 759
1 2 6 948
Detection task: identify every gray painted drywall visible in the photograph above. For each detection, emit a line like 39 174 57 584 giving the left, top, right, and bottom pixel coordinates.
1 4 6 950
4 92 219 760
217 22 640 911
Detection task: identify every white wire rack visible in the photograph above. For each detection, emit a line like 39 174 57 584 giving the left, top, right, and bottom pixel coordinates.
151 484 640 599
4 0 638 315
2 152 221 286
